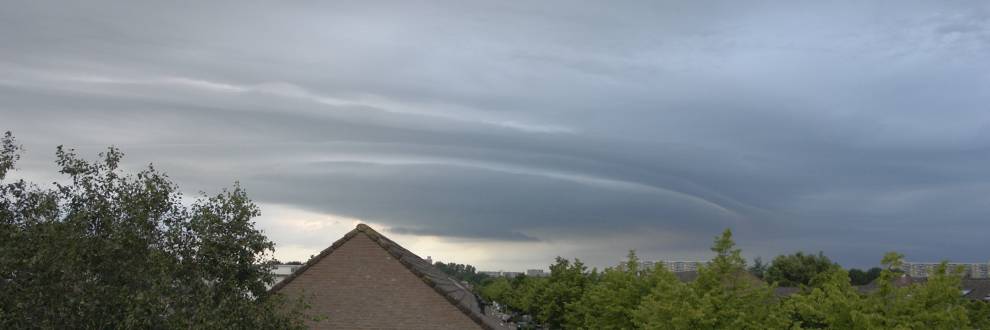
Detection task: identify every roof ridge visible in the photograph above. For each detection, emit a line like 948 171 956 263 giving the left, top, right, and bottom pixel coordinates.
270 224 506 329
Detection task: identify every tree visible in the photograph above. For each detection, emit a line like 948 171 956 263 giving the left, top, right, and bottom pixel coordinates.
0 133 312 328
748 256 767 279
636 229 790 329
433 261 490 285
509 275 547 319
848 267 882 286
785 267 878 328
864 254 973 328
632 264 699 329
479 277 512 305
535 257 589 329
765 251 838 287
567 251 655 329
968 300 990 329
479 230 989 329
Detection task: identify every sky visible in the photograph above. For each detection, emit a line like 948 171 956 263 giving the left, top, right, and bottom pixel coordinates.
2 0 989 270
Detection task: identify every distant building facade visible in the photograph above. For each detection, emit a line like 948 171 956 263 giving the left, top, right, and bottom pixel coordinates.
901 261 990 279
480 271 523 278
526 269 547 277
268 264 302 289
640 260 707 272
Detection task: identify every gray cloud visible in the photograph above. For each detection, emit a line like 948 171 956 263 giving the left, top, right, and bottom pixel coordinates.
2 0 990 269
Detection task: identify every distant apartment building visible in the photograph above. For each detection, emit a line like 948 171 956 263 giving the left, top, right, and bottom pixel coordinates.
526 269 547 277
481 270 524 278
901 261 990 279
650 260 707 272
268 264 303 289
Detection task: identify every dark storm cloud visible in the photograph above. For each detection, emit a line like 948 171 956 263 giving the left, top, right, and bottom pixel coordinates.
2 0 990 268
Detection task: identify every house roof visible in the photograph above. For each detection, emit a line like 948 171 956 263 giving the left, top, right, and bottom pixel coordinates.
673 270 698 282
672 269 765 286
270 224 507 329
853 275 990 301
961 279 990 301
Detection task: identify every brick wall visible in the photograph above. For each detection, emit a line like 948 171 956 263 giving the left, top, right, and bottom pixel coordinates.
277 233 483 329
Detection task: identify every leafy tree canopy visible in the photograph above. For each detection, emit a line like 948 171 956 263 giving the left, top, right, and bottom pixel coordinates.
0 132 313 328
765 251 839 287
479 229 985 329
848 267 882 286
433 261 490 286
748 256 767 279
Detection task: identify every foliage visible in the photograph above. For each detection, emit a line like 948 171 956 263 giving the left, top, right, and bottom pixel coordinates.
785 267 876 328
635 229 790 329
537 257 589 329
508 275 548 318
478 227 985 330
433 261 490 286
848 267 882 286
748 256 767 279
765 251 839 287
479 277 513 304
869 256 972 328
968 300 990 329
566 251 656 329
0 132 313 328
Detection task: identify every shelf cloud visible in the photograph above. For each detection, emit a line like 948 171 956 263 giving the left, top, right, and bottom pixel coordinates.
3 0 989 269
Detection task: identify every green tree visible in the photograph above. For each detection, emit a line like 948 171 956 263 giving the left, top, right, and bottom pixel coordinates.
567 251 655 329
848 267 882 286
536 257 589 329
636 229 789 329
479 277 512 304
765 251 838 287
785 267 880 328
748 256 767 279
0 133 312 328
433 261 490 285
512 275 548 319
632 264 699 329
878 257 971 328
968 300 990 329
900 262 970 328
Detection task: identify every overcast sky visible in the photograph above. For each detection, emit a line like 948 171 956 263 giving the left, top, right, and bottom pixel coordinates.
2 1 989 270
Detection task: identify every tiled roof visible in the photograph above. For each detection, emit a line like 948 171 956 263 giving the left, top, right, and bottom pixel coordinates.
960 279 990 301
673 271 698 282
672 269 764 286
854 276 990 301
270 224 507 329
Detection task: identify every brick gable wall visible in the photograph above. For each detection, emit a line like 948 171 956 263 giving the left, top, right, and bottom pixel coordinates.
277 233 483 329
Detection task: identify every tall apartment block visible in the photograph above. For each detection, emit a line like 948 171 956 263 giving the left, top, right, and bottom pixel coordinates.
901 261 990 279
640 260 707 272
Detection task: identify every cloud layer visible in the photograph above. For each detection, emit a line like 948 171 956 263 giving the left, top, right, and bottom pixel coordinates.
3 0 990 269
